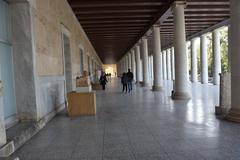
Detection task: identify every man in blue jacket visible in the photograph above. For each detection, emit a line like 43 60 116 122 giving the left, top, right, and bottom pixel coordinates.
126 69 134 93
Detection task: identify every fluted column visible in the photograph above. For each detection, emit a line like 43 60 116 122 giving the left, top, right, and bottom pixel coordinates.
171 1 191 100
131 49 136 81
212 30 221 85
171 47 175 80
166 49 172 80
226 0 240 122
125 55 128 72
162 50 167 80
200 34 208 84
152 25 163 91
191 38 198 83
135 45 141 83
128 53 131 70
141 38 150 87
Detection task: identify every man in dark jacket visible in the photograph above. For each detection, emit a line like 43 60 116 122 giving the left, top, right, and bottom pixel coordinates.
121 73 128 93
99 72 108 90
126 69 134 92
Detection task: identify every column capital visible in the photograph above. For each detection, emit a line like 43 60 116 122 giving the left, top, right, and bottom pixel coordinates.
134 44 140 48
200 34 207 38
141 37 148 41
191 37 198 42
152 24 160 28
171 0 186 13
172 0 187 7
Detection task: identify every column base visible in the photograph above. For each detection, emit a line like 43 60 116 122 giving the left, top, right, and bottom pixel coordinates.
225 108 240 123
152 85 163 91
171 91 191 100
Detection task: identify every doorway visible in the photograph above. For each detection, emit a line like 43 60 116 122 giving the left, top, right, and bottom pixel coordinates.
62 33 72 93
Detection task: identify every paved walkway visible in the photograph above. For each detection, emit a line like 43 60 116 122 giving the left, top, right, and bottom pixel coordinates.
12 78 240 160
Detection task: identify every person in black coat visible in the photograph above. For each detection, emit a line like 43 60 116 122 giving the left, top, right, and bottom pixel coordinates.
99 72 108 90
121 73 128 93
126 69 134 92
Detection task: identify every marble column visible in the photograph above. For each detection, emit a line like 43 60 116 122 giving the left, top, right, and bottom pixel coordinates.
125 55 129 72
171 1 191 100
141 38 150 87
212 30 221 85
131 49 136 81
226 0 240 122
171 47 175 80
135 45 141 83
162 51 167 80
128 53 132 70
152 25 163 91
200 34 208 84
191 38 198 83
167 49 172 80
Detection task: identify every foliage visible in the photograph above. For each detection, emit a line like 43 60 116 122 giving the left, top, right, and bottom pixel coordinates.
220 28 229 73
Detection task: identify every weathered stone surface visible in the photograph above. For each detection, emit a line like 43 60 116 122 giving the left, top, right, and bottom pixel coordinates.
215 73 231 115
31 0 101 76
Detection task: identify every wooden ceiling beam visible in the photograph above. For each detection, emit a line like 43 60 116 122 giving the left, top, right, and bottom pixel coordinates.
80 20 149 25
77 15 153 20
82 24 147 28
74 9 159 14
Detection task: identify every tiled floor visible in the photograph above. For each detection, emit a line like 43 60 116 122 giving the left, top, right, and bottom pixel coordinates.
12 78 240 160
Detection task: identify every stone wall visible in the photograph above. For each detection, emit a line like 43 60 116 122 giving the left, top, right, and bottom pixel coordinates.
28 0 102 120
30 0 101 76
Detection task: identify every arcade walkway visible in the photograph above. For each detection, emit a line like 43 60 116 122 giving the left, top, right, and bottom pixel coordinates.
12 78 240 160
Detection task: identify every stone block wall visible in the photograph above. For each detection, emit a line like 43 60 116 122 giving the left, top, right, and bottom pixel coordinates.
24 0 102 120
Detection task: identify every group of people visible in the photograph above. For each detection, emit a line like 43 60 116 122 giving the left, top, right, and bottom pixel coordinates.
121 69 134 93
99 69 134 93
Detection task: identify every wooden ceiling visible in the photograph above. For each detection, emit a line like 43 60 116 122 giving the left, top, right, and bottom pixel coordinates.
68 0 229 63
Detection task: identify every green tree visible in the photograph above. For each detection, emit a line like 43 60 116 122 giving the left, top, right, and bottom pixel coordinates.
220 27 229 73
207 33 213 77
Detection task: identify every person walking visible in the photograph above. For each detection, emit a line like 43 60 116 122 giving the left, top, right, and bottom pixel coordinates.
121 73 128 93
126 69 134 92
99 71 108 90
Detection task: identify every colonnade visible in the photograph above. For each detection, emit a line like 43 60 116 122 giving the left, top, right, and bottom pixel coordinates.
117 0 240 122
